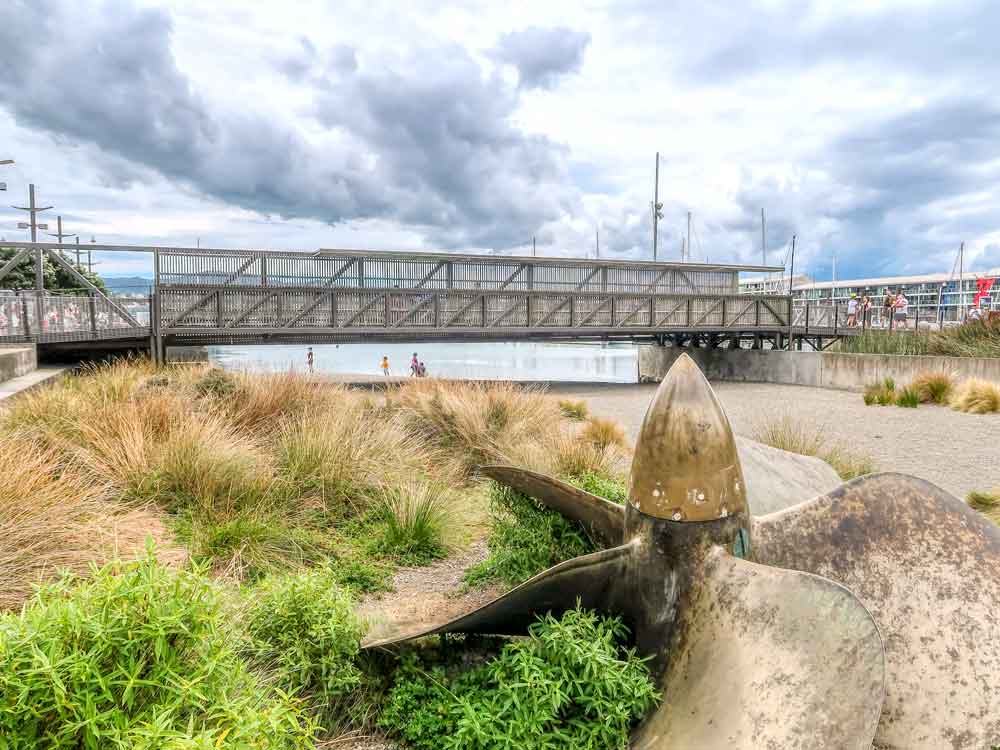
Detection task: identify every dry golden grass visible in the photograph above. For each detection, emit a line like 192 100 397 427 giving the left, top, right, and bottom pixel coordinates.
558 399 589 421
580 417 629 451
0 432 181 609
752 415 877 481
276 403 446 515
219 370 343 435
949 378 1000 414
910 370 955 404
387 378 563 474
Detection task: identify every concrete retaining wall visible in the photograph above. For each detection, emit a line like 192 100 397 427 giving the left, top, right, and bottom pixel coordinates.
638 345 1000 391
0 345 37 381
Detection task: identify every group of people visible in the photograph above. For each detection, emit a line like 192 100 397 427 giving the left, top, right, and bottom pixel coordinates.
378 353 427 377
845 290 910 329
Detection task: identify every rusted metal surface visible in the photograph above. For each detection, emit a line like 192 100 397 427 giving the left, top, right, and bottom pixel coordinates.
480 465 624 548
633 547 884 750
365 353 891 748
629 353 747 522
362 542 636 649
753 473 1000 750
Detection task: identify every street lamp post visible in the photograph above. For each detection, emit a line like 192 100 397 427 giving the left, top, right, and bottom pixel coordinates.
46 216 77 263
12 184 53 291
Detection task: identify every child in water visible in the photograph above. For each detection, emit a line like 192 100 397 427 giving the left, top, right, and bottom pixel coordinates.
381 355 390 376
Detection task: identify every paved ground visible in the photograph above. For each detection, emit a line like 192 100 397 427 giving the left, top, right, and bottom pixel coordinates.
548 381 999 500
0 366 68 401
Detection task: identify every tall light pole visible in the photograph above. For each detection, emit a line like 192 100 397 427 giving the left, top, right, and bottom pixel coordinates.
651 152 663 261
46 216 77 262
12 184 53 290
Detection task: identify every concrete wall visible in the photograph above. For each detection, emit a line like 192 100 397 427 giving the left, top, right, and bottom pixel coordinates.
638 345 1000 391
0 345 37 381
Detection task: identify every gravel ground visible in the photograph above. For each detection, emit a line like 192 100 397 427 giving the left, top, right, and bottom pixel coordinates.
549 381 999 500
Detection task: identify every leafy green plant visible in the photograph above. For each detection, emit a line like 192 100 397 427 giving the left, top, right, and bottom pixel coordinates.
379 606 659 750
243 566 365 726
568 471 627 505
863 380 896 406
883 377 896 392
558 399 590 420
0 551 315 749
464 485 595 588
896 386 920 408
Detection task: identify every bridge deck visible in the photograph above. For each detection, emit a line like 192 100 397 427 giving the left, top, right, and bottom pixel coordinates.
0 242 857 353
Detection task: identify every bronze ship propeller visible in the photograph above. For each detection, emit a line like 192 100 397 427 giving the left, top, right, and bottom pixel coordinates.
365 353 1000 750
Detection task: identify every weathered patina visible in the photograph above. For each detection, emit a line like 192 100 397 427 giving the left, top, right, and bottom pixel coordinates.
365 353 1000 749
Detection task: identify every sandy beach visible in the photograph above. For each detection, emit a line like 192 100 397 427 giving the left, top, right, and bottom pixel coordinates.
548 381 999 500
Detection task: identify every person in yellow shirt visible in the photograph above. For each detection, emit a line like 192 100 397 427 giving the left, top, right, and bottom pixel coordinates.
381 355 390 376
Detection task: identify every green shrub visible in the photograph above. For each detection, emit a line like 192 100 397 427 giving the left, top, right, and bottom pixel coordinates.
883 377 896 392
558 399 590 420
896 386 920 408
0 551 315 749
464 485 595 588
568 471 627 505
243 567 365 715
378 606 658 750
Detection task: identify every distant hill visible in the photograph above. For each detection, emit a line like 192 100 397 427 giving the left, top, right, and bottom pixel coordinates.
102 275 153 295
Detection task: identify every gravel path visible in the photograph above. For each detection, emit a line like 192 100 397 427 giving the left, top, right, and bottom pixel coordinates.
549 381 999 500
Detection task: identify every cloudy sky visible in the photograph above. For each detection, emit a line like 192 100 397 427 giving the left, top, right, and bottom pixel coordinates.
1 0 999 279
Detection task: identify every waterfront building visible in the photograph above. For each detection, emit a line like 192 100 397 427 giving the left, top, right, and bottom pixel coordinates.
741 269 1000 323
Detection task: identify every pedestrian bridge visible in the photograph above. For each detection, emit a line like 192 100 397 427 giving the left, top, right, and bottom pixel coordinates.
0 243 854 359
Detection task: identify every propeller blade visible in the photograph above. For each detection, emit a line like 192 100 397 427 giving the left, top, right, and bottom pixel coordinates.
632 547 884 750
752 473 1000 750
735 436 842 515
481 464 625 547
363 540 637 649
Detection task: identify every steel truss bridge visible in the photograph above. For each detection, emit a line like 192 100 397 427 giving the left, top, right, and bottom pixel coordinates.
0 243 855 361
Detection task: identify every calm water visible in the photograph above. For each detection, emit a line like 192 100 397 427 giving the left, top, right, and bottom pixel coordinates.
208 342 638 383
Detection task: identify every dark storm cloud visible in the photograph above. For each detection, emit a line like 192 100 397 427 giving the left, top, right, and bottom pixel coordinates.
315 46 572 246
0 1 577 249
492 27 591 90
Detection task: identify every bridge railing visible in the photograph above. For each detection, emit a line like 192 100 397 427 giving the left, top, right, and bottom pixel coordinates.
0 291 150 343
158 286 792 335
156 249 744 296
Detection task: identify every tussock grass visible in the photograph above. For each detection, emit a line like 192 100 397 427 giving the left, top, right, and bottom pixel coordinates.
967 490 1000 525
949 378 1000 414
580 416 629 451
838 321 1000 358
558 398 589 420
373 481 452 564
896 386 920 408
752 415 877 481
911 370 955 404
0 433 181 609
387 379 563 474
863 378 897 406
